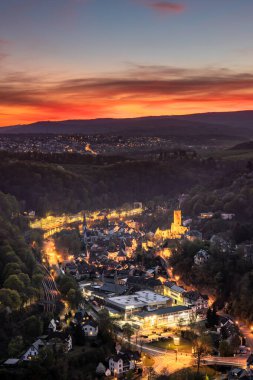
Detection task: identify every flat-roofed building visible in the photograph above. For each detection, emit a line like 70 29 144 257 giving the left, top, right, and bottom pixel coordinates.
106 290 172 317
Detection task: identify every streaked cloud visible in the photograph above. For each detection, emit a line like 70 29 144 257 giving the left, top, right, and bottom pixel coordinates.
1 65 253 125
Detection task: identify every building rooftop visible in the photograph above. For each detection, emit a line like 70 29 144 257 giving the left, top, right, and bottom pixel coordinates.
170 285 185 294
107 290 170 311
136 305 190 318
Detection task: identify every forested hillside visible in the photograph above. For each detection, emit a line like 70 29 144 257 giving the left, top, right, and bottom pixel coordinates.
0 152 243 216
0 192 44 358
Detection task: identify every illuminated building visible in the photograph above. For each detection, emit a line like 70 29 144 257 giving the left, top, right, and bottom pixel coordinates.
154 210 188 241
108 351 140 377
163 282 186 305
135 305 193 329
82 319 98 337
106 290 171 317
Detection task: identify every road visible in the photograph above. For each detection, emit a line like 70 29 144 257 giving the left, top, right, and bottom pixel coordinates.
202 356 247 368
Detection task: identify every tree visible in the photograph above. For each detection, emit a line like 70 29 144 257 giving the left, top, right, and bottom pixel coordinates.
230 334 241 353
3 263 22 279
193 335 213 372
32 273 44 289
219 340 233 357
54 229 81 257
23 315 43 338
3 274 24 293
97 309 115 343
8 336 24 357
206 307 218 328
122 323 135 345
0 288 21 310
66 288 82 309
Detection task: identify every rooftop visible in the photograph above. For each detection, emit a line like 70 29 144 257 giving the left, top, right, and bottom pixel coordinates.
136 305 190 318
107 290 170 310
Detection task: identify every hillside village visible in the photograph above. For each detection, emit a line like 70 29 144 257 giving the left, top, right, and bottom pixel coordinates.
2 201 253 379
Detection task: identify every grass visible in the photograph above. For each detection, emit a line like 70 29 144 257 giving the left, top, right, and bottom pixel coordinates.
148 337 193 353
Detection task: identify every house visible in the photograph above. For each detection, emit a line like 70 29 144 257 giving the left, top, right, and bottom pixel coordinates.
194 249 209 266
210 235 231 252
221 213 235 220
73 309 90 324
48 332 73 353
109 354 135 376
108 351 140 377
163 282 186 305
21 339 45 361
48 318 59 332
82 319 98 337
185 230 202 242
199 212 213 219
126 276 163 294
239 243 253 264
183 291 208 311
217 318 238 340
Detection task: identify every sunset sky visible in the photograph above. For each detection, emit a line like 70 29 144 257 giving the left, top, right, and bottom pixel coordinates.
1 0 253 126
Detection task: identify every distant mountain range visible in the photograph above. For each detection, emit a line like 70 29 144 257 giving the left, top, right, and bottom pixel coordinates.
1 110 253 137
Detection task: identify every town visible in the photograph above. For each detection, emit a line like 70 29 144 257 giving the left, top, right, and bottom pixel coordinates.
0 134 230 158
1 199 253 380
1 0 253 379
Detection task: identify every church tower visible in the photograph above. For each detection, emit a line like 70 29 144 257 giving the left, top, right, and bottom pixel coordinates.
173 210 182 226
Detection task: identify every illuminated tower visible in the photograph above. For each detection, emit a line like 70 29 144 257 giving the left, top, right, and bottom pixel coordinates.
173 210 182 226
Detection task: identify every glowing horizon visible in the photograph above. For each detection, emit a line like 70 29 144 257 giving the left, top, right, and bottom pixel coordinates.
1 0 253 127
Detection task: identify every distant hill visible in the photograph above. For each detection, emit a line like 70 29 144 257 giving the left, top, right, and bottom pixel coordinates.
1 110 253 137
229 141 253 150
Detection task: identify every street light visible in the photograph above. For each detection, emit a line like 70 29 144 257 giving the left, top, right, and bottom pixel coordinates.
175 348 178 362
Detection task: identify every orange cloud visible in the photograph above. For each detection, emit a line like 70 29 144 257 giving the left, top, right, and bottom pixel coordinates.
1 65 253 126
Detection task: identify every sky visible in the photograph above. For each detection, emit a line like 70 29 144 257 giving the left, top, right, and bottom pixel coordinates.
0 0 253 126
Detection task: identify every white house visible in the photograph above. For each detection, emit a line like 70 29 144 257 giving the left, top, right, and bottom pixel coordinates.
109 353 135 376
183 291 209 311
48 319 57 332
21 339 45 361
194 249 210 266
221 213 235 220
82 319 98 337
